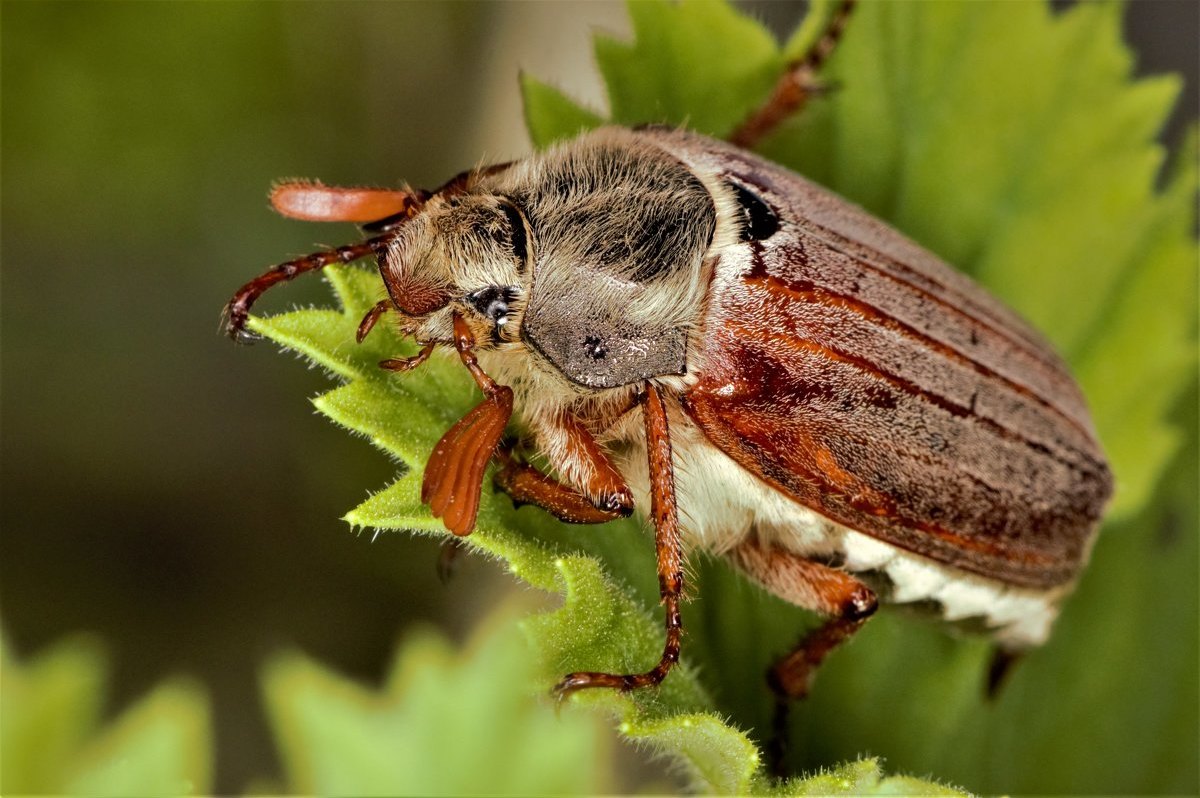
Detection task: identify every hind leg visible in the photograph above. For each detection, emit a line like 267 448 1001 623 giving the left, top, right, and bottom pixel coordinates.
726 537 877 775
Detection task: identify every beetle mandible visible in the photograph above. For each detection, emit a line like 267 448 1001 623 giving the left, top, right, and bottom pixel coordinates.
224 0 1111 740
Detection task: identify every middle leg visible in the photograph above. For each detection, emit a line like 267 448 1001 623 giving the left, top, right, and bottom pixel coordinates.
494 405 635 524
494 448 633 525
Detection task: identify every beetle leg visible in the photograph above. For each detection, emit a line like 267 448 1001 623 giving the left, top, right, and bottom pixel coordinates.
494 447 633 525
554 382 685 699
729 0 856 148
356 299 392 342
421 314 514 536
380 343 436 373
509 409 636 520
986 645 1024 699
436 537 465 585
725 537 877 774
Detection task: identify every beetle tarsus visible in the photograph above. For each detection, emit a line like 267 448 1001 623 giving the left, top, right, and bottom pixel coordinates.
231 327 262 345
220 302 260 344
380 343 435 373
494 457 632 524
357 299 393 342
436 537 464 585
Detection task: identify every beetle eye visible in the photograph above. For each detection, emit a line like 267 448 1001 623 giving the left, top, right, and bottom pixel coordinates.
500 200 528 265
466 285 517 327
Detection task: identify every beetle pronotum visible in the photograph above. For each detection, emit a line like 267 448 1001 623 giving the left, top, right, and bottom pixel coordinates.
226 1 1111 761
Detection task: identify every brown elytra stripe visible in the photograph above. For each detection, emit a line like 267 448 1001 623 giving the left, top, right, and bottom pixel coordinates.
791 219 1061 371
707 394 1055 568
741 231 1086 433
745 274 1102 456
725 318 1093 483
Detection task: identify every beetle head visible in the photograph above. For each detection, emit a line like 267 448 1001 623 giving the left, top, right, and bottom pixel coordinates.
381 192 530 346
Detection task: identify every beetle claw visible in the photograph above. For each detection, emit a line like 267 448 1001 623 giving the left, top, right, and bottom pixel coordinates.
231 327 261 345
220 304 260 344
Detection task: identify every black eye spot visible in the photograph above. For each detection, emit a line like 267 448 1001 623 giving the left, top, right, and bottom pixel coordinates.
583 335 607 360
727 181 778 241
500 200 528 265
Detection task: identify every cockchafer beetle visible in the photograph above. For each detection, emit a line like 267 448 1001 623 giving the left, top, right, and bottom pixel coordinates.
224 0 1112 753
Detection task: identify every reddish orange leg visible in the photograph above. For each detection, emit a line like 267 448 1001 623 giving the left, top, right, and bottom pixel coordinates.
729 0 856 148
494 448 633 525
554 383 684 699
358 300 436 372
727 538 877 775
381 344 435 373
356 299 392 342
495 408 634 523
421 314 514 536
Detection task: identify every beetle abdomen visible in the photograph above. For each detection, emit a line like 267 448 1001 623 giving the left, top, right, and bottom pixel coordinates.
654 129 1112 589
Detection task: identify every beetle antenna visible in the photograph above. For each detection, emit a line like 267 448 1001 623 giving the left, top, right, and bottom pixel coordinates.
223 232 398 343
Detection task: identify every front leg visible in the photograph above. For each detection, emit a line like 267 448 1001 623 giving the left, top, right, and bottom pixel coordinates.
495 408 635 524
494 449 632 525
421 313 513 536
554 382 685 697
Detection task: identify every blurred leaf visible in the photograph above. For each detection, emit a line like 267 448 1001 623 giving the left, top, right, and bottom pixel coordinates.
0 634 211 796
66 682 211 797
520 73 604 148
262 605 611 796
0 634 105 793
593 0 781 137
252 0 1196 793
779 758 963 797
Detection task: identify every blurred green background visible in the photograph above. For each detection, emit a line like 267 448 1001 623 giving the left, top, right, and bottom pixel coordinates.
2 2 1196 793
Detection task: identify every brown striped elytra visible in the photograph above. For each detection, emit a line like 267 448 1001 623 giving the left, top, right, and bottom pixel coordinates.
669 127 1111 591
222 1 1111 765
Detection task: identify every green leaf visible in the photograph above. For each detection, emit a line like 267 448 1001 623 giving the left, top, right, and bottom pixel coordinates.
520 73 604 149
253 0 1196 793
594 0 781 137
262 606 613 796
66 681 211 797
0 634 212 796
0 634 106 794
